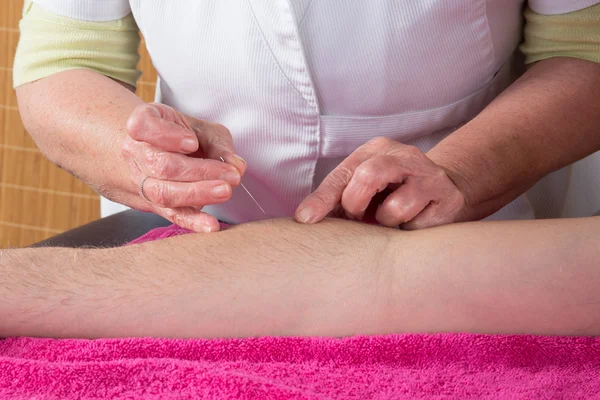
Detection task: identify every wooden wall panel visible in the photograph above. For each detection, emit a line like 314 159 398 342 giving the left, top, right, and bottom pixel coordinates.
0 0 157 248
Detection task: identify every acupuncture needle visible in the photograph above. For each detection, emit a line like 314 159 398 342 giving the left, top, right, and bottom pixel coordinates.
219 156 267 215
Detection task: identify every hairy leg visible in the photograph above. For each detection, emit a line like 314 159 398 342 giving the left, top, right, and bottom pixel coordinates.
1 217 599 338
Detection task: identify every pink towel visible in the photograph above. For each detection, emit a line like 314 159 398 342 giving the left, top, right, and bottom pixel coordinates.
127 223 195 244
1 225 599 399
1 334 599 399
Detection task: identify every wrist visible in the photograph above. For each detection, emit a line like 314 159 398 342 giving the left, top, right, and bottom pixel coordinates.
428 143 539 221
426 119 539 221
427 148 480 216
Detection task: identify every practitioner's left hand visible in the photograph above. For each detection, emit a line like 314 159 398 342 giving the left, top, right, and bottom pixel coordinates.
295 137 467 230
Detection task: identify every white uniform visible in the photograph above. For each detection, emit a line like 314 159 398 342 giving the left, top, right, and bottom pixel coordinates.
36 0 600 223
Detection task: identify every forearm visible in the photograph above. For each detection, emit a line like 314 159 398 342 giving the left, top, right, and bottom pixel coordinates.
391 216 600 336
428 57 600 220
1 219 392 338
16 69 144 203
2 217 599 338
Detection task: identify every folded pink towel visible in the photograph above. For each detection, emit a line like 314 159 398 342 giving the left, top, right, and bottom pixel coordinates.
1 225 598 399
127 223 195 244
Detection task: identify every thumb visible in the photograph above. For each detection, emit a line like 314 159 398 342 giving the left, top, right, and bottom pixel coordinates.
127 103 200 154
196 122 247 175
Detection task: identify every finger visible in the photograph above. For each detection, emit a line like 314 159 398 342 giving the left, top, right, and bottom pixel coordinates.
143 178 232 208
375 179 432 227
127 104 199 154
399 203 447 231
156 206 221 233
295 151 374 224
195 122 247 174
341 155 408 220
137 147 241 185
401 191 465 230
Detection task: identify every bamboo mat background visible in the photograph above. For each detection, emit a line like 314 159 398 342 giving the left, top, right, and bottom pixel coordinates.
0 0 157 248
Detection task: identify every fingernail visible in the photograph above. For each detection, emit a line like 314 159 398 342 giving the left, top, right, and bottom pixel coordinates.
297 207 314 223
221 170 241 185
211 184 230 198
180 137 198 152
234 155 246 168
203 225 214 233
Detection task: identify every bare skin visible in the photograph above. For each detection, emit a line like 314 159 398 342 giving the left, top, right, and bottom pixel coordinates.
1 217 599 339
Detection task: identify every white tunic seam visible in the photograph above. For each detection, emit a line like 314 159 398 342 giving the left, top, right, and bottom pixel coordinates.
246 0 320 115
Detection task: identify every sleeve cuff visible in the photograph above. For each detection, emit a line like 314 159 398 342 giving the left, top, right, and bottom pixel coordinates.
13 3 141 88
520 3 600 65
33 0 131 22
528 0 600 15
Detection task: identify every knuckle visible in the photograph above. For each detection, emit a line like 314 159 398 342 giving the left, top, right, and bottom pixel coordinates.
121 139 134 157
161 208 177 220
435 169 447 180
368 136 392 148
215 123 231 137
182 185 200 206
126 115 142 137
190 120 207 136
153 182 171 206
310 191 328 207
127 105 153 136
147 102 163 110
333 165 354 186
404 145 423 157
354 164 376 184
210 135 227 148
433 165 449 179
139 103 158 117
310 190 335 209
171 213 186 227
193 163 212 180
144 147 156 165
151 152 172 179
209 126 233 149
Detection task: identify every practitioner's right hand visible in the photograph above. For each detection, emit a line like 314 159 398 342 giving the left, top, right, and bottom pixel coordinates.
121 102 246 232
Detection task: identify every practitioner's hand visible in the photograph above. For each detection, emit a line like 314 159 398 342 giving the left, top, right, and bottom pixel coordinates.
295 137 466 230
122 102 246 232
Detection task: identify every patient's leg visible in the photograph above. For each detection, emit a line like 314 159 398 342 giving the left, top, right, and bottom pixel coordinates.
1 217 599 338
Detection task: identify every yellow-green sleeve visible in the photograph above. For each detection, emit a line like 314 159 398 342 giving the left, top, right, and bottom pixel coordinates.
521 3 600 65
13 0 141 88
